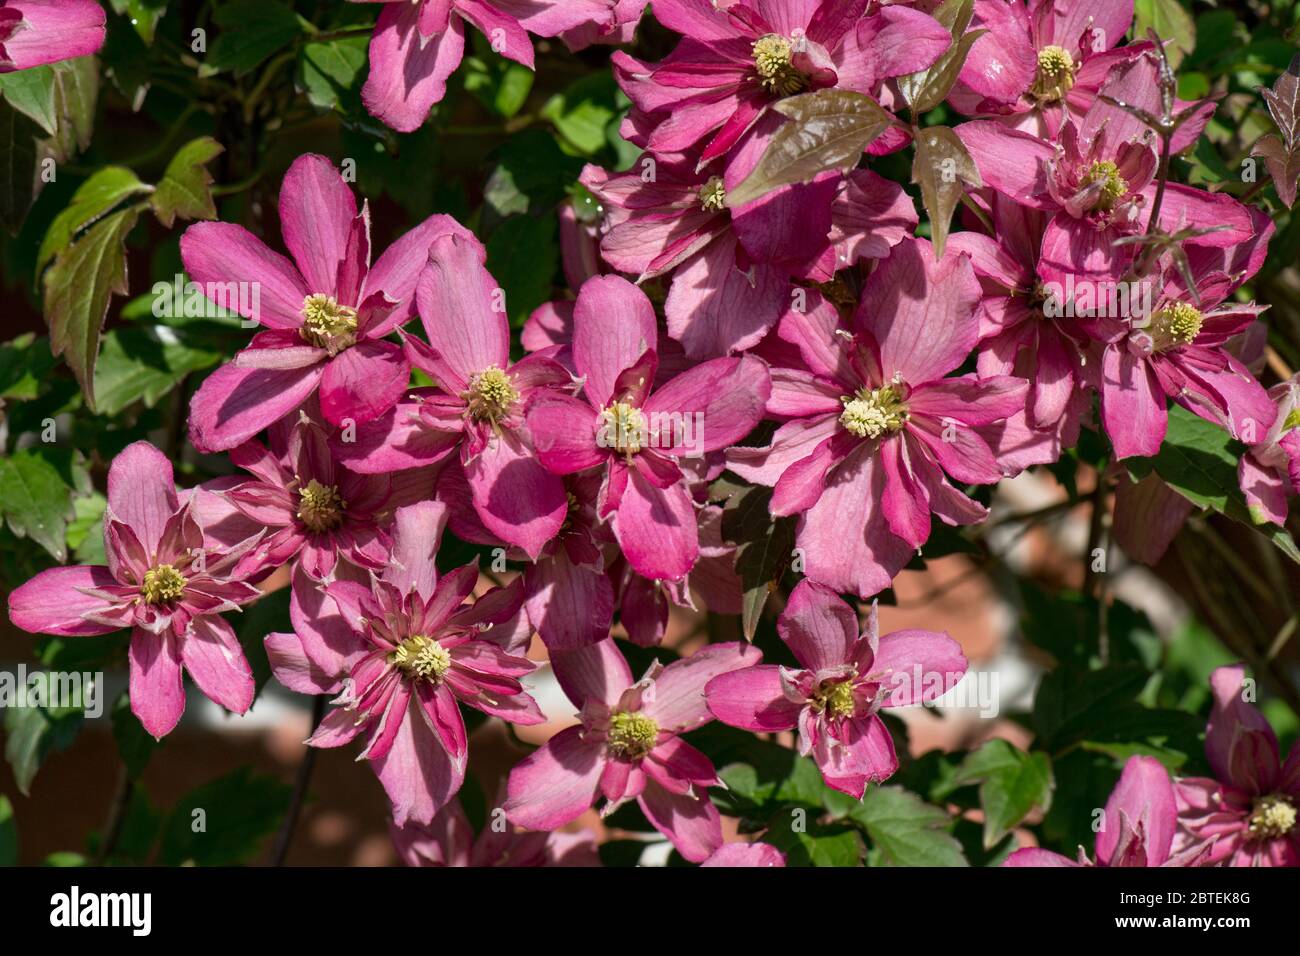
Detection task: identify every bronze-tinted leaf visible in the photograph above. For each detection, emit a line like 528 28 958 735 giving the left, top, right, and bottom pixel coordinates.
726 89 892 208
911 125 981 258
43 207 142 412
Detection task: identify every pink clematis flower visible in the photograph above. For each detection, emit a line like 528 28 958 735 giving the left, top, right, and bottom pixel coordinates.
356 0 614 132
184 153 472 452
957 55 1250 284
948 192 1089 436
726 240 1028 598
391 791 600 866
221 412 396 607
335 232 573 559
1093 219 1276 460
951 0 1146 132
0 0 104 72
1006 755 1212 867
504 637 761 862
526 274 770 582
7 443 262 739
701 842 787 867
614 0 950 165
706 580 966 796
1239 376 1300 526
266 502 542 826
580 154 794 358
1172 665 1300 867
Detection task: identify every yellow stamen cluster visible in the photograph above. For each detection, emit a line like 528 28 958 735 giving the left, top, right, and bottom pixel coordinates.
297 478 345 533
699 176 727 212
301 294 359 354
599 401 647 455
606 711 660 759
812 679 857 720
1248 793 1297 840
390 635 452 683
839 385 909 439
465 365 519 424
1151 301 1203 351
752 34 807 96
1031 45 1076 103
141 564 186 605
1082 160 1128 211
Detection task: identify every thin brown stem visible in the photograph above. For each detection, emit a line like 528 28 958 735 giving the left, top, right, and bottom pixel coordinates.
268 695 327 867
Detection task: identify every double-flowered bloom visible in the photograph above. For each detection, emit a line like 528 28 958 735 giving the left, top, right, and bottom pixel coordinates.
504 637 760 861
728 238 1029 597
184 154 473 451
267 501 542 826
707 580 966 796
526 274 770 581
1172 665 1300 867
8 443 262 739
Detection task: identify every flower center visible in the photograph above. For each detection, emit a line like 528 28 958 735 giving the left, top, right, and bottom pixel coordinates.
752 34 807 96
1248 793 1297 840
464 365 519 424
606 711 659 759
297 478 345 533
141 564 186 605
1081 160 1128 211
599 401 647 455
1031 45 1076 102
300 294 358 355
1150 301 1203 351
839 385 909 439
699 176 727 212
811 678 857 720
390 635 452 683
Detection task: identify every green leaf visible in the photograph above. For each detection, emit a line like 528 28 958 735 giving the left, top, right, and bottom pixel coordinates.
850 785 968 866
43 206 142 412
483 129 584 218
206 1 303 77
911 125 981 258
109 0 170 44
43 56 99 163
726 89 893 208
65 491 107 564
463 53 535 120
718 480 796 641
297 36 368 112
0 334 57 401
44 852 88 867
111 691 158 781
1134 0 1197 69
953 740 1054 848
151 137 224 227
898 0 987 116
0 448 77 560
542 73 620 156
38 166 151 275
3 703 84 796
764 815 864 867
485 215 558 325
0 95 41 234
0 66 58 134
158 768 292 866
0 795 16 866
93 324 222 416
1127 405 1300 564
